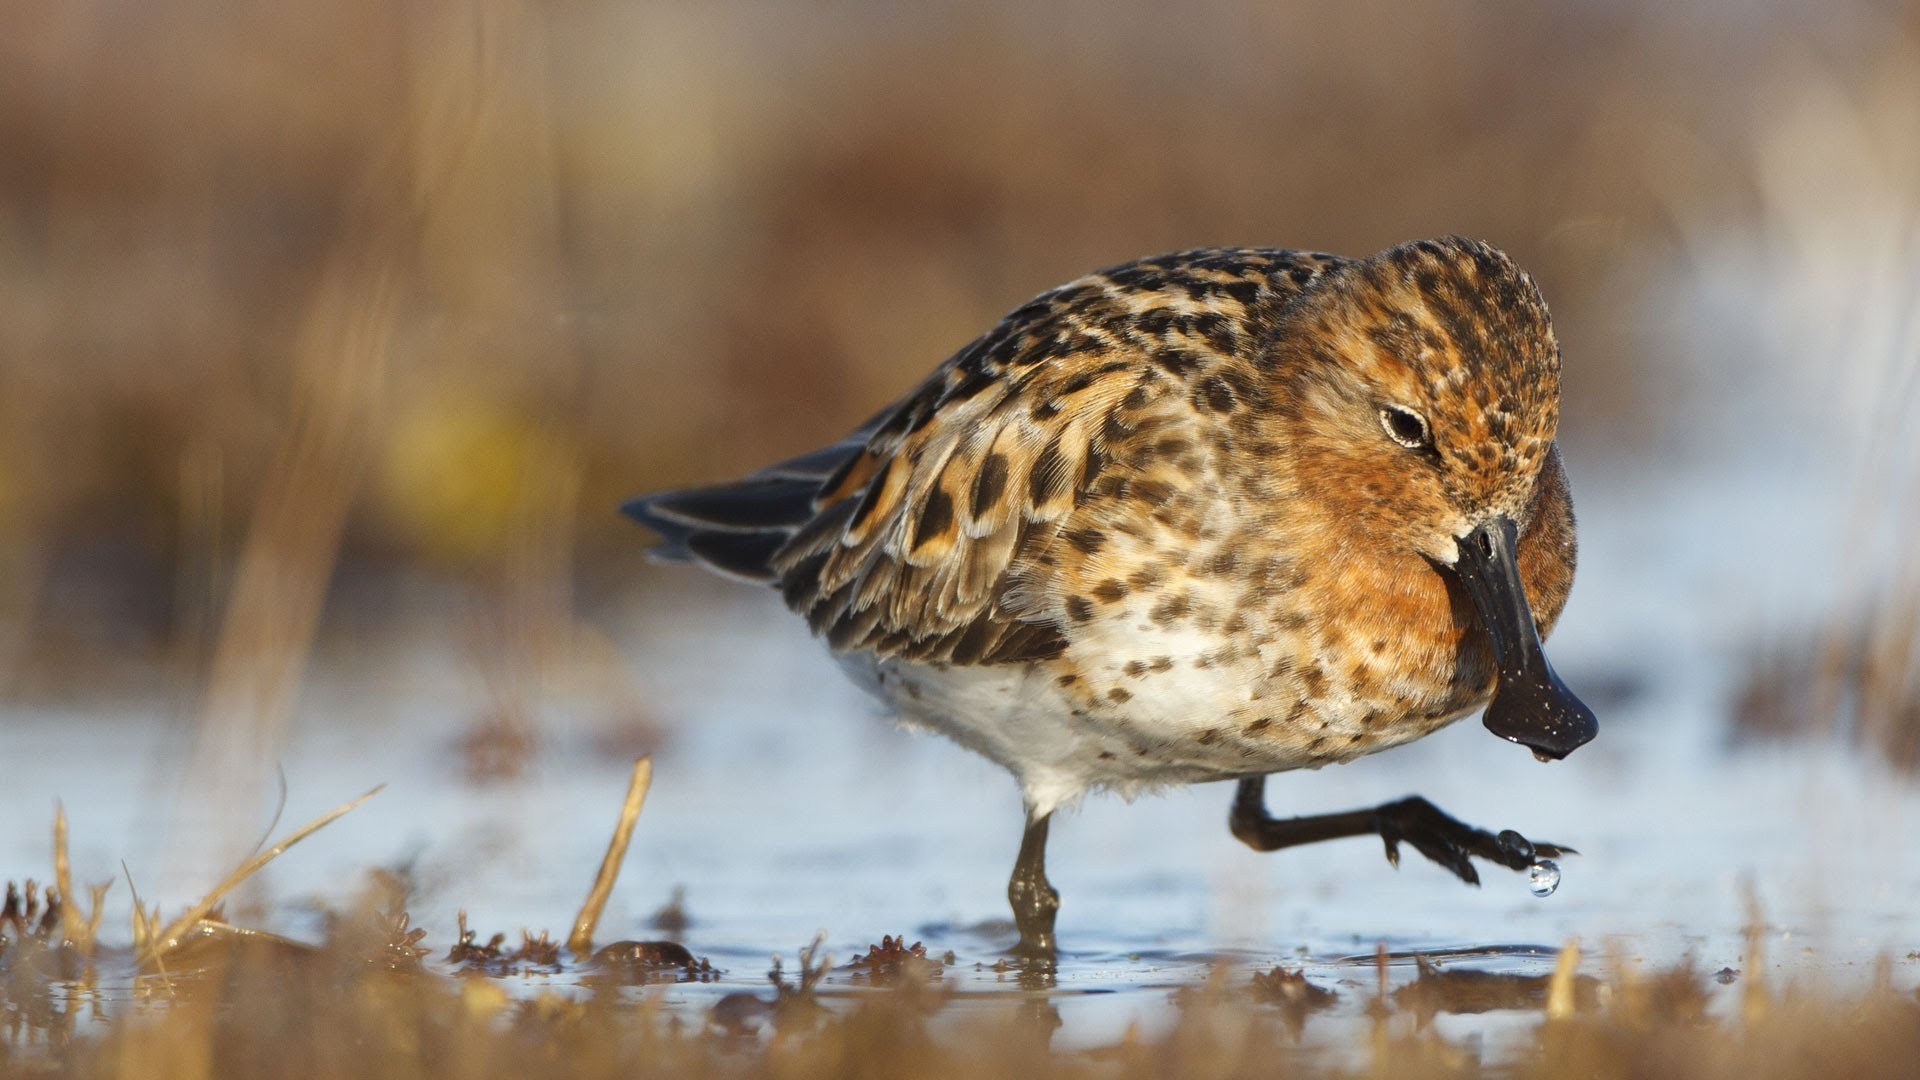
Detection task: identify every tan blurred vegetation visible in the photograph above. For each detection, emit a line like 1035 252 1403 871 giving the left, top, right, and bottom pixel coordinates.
0 0 1916 680
6 809 1920 1080
8 879 1920 1080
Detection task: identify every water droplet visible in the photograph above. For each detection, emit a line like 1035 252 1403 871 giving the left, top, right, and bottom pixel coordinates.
1527 859 1561 898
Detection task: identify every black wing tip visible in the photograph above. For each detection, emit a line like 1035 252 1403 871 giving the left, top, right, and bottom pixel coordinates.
621 489 791 585
621 493 691 540
619 493 661 526
682 529 784 584
623 477 825 532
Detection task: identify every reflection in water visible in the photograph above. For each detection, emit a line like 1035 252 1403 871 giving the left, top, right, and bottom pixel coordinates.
1392 955 1601 1023
1247 966 1339 1034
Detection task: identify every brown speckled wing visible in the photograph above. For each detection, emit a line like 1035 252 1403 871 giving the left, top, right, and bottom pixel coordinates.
763 247 1348 666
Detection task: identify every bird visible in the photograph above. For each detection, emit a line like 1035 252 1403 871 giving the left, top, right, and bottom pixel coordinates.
623 236 1598 961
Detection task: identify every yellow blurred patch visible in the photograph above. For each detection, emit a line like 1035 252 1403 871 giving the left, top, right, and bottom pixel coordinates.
458 978 508 1020
377 398 575 563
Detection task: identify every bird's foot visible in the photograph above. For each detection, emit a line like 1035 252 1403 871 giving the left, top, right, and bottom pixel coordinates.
1373 796 1574 886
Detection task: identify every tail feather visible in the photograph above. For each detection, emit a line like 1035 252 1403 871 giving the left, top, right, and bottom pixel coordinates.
622 432 871 584
619 495 698 562
681 529 791 583
630 478 820 533
751 438 868 482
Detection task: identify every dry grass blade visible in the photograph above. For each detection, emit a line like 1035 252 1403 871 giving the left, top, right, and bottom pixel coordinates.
140 785 385 965
123 860 171 995
53 800 84 949
1546 937 1581 1020
84 880 110 948
568 757 653 955
1742 886 1770 1026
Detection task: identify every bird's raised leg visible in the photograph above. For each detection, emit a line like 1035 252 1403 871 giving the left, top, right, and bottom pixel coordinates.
1228 776 1571 885
1007 811 1060 962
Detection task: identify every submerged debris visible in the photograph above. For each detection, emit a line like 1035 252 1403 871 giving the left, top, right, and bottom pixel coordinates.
446 911 715 983
589 939 716 985
334 908 433 973
773 933 831 994
591 939 692 967
1249 966 1338 1022
0 881 62 950
446 923 565 976
516 930 563 970
446 910 509 969
845 935 951 984
711 933 833 1035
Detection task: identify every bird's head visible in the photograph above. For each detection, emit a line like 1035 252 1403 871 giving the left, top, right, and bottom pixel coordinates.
1266 236 1597 761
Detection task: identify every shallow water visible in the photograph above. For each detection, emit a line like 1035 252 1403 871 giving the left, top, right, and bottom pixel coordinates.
4 449 1919 1057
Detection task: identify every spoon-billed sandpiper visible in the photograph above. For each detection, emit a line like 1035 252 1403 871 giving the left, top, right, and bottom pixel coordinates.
625 237 1598 959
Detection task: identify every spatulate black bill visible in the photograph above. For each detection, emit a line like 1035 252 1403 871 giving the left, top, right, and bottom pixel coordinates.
1451 516 1598 760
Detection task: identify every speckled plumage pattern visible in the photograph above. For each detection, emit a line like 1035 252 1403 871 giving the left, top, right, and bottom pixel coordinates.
629 237 1577 818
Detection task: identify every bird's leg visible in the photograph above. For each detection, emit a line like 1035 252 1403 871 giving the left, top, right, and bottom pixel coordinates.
1007 811 1060 962
1228 776 1572 886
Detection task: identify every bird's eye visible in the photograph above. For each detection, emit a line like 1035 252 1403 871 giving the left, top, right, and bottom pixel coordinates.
1378 405 1431 450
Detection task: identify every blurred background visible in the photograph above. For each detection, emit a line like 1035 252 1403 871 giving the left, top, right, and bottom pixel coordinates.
2 0 1919 991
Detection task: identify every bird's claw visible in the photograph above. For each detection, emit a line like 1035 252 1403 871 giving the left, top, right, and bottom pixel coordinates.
1373 796 1572 885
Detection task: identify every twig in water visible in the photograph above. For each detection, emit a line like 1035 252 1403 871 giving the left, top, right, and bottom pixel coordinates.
568 757 653 955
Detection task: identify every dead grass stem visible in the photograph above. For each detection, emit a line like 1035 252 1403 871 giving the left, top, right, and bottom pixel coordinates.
138 785 384 966
567 757 653 955
1545 938 1581 1021
53 801 81 950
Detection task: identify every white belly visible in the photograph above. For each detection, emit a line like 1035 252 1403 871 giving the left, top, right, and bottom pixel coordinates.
836 651 1327 817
